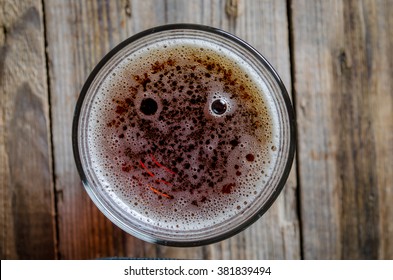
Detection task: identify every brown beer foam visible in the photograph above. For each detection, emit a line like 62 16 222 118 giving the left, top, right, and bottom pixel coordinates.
86 39 280 230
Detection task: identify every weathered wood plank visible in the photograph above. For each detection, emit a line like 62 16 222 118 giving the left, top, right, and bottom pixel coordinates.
44 0 157 260
46 0 299 259
292 0 393 259
0 0 56 259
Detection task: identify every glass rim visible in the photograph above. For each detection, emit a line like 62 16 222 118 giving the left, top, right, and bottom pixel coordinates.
72 23 296 247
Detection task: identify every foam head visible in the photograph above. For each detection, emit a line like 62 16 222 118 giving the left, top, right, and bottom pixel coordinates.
74 25 295 246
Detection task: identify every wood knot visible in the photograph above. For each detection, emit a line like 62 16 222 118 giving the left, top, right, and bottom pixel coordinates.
334 48 352 76
123 0 131 17
338 48 352 69
225 0 240 18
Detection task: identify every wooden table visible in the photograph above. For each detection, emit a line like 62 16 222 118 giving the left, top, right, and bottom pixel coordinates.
1 0 392 260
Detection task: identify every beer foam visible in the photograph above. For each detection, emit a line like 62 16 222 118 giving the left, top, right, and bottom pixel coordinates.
85 39 280 231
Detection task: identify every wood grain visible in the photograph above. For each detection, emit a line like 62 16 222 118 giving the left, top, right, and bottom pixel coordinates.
0 0 56 259
292 0 393 259
45 0 299 259
6 0 391 260
44 0 154 260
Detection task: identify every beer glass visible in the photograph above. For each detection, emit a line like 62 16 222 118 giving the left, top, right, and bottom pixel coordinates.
73 24 295 246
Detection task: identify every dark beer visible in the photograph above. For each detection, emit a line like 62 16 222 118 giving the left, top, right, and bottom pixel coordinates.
74 25 294 245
